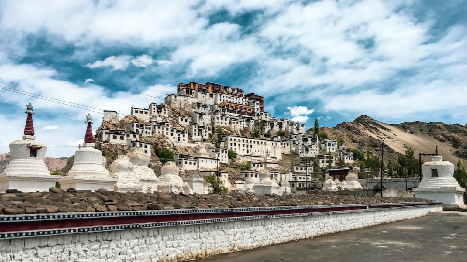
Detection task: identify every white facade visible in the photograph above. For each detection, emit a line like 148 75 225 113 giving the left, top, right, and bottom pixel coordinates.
224 135 289 160
321 139 338 152
209 148 228 164
338 150 354 164
292 165 313 174
131 106 150 122
315 154 336 168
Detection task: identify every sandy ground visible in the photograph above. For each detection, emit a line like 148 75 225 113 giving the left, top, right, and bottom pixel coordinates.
366 123 459 164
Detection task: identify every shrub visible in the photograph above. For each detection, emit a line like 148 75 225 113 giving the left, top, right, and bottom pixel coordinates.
228 149 237 159
155 147 175 163
240 161 252 171
205 174 228 194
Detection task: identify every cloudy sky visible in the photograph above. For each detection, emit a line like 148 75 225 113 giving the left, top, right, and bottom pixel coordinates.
0 0 466 157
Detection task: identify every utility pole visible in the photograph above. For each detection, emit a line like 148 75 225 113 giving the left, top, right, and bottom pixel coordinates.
305 157 309 194
216 152 220 194
380 139 384 197
405 157 408 191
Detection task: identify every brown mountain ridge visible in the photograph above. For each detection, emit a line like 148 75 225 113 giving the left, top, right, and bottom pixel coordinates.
320 115 465 164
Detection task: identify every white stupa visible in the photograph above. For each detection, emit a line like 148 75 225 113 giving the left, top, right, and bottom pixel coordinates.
345 173 363 190
0 103 59 193
322 177 337 191
414 156 465 207
112 155 142 193
61 114 117 191
157 161 185 193
127 148 158 193
253 169 279 195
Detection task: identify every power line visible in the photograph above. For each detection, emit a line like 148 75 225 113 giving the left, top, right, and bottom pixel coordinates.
0 85 104 115
0 49 160 99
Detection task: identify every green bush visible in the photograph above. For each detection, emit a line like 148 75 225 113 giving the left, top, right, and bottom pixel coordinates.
205 174 228 194
228 149 237 159
277 129 285 137
318 132 328 141
240 161 252 171
155 147 175 163
454 160 467 188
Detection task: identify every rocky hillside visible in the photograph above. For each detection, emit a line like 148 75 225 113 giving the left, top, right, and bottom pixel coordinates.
321 115 465 164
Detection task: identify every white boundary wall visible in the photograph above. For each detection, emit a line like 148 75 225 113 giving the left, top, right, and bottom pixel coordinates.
0 205 441 262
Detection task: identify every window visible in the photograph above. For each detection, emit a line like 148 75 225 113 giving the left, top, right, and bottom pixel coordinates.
431 169 438 177
113 135 117 139
30 148 37 157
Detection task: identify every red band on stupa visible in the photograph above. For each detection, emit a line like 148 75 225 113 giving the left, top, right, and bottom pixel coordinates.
84 122 94 143
24 113 35 136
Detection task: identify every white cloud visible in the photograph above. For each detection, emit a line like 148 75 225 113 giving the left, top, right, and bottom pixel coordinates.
286 106 314 123
0 60 176 156
43 125 58 130
84 79 94 84
291 115 309 123
156 60 171 65
287 106 315 117
0 0 466 152
85 56 132 70
84 55 165 70
131 55 154 67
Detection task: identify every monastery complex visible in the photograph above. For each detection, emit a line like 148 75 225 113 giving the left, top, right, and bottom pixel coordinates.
0 81 463 207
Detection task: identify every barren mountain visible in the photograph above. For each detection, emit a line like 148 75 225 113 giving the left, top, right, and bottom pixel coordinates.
321 115 464 164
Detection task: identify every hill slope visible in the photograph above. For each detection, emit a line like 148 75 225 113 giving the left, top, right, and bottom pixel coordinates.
321 115 464 164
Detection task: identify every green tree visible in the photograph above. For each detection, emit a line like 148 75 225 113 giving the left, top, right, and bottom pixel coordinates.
314 118 319 135
318 132 328 141
228 149 237 159
205 174 228 194
277 129 285 137
405 147 415 159
155 147 175 163
338 158 345 167
349 148 365 161
454 160 467 188
252 120 264 138
216 126 223 148
337 138 344 147
240 161 252 171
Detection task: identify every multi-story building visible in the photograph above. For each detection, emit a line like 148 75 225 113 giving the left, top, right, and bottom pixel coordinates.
321 139 338 152
315 154 336 168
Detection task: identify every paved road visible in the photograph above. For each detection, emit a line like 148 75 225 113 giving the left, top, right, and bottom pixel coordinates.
204 212 467 262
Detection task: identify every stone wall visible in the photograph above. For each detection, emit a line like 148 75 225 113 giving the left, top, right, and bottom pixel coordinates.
0 205 440 261
366 178 420 191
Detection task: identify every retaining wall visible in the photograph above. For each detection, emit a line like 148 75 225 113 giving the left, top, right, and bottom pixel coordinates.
0 203 441 262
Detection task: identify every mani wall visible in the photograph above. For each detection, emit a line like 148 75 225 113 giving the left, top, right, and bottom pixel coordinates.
0 204 441 261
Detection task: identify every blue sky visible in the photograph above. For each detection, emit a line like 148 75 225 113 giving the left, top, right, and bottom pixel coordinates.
0 0 466 157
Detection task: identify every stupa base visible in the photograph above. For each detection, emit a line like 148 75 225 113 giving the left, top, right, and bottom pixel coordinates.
0 174 60 193
414 187 465 207
60 176 117 192
114 184 142 193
